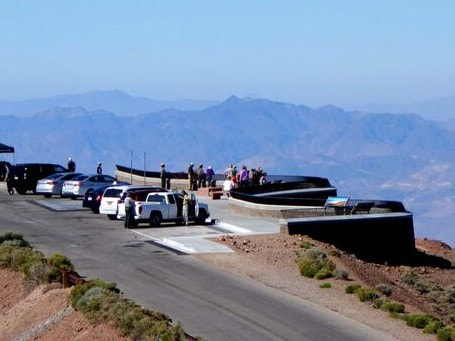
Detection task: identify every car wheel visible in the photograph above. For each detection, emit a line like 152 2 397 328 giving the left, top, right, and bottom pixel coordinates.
16 187 26 195
91 207 100 214
107 215 117 220
197 211 208 225
149 213 161 227
43 193 52 198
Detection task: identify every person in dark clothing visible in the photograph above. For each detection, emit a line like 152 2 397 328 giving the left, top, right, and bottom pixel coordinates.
196 164 205 188
187 162 195 190
206 166 215 187
160 163 167 189
67 157 76 172
124 192 135 228
96 162 103 174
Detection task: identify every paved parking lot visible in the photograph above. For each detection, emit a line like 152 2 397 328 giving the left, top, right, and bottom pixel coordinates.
9 187 280 254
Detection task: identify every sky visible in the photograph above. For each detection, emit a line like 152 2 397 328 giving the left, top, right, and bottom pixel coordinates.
1 1 454 107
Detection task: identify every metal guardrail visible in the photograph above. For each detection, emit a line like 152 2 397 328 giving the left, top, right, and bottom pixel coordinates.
280 199 407 219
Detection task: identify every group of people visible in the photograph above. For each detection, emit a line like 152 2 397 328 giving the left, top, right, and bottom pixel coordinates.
187 162 215 190
66 157 103 174
223 164 267 191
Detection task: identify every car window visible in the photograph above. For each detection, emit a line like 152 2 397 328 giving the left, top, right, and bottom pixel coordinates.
55 166 66 172
168 194 175 204
73 175 89 181
147 194 165 203
46 173 63 180
104 188 123 198
103 175 115 182
62 173 81 180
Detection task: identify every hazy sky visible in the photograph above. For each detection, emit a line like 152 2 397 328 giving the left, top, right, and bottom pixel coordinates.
1 1 454 106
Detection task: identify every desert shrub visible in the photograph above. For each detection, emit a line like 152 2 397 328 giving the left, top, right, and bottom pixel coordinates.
0 245 45 275
424 320 445 334
45 253 75 283
300 241 312 249
345 284 362 294
75 286 104 313
373 298 386 309
70 280 184 340
437 326 455 341
389 311 402 319
298 248 335 279
402 272 430 294
70 279 118 307
383 301 405 314
403 314 435 329
0 231 30 247
314 267 334 280
335 269 349 280
320 282 331 289
25 262 50 290
375 283 393 296
48 253 74 271
356 288 379 302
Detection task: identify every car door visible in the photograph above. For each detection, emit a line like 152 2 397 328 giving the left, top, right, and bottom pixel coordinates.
167 194 178 219
191 193 199 218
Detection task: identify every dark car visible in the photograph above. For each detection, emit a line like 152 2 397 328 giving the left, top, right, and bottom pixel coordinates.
83 182 129 213
11 163 67 194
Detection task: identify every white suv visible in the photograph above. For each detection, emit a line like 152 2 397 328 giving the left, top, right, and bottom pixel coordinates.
99 185 165 220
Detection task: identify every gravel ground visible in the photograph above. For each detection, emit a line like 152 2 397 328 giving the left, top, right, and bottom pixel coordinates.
198 234 455 341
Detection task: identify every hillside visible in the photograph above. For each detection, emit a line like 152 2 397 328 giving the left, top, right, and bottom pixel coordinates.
2 236 453 340
0 96 453 244
0 269 130 341
0 90 216 117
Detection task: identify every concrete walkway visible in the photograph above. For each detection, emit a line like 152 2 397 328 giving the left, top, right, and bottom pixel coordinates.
129 197 280 254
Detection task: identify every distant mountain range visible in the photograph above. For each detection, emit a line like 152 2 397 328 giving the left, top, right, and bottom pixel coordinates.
0 90 217 117
352 95 455 121
0 95 453 246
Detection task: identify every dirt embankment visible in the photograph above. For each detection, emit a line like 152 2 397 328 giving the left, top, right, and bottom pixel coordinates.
199 235 455 341
0 268 130 341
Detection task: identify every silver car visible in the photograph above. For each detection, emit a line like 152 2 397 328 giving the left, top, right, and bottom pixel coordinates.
61 174 117 198
36 172 82 198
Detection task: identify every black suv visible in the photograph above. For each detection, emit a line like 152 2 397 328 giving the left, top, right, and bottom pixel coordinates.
11 163 67 194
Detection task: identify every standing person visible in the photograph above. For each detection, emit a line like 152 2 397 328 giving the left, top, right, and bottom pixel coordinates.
182 190 190 226
124 192 135 228
224 164 233 179
67 157 76 172
239 165 249 187
196 164 205 188
260 172 268 185
231 165 238 188
187 162 194 190
160 163 167 189
96 162 103 174
206 166 215 187
4 163 14 195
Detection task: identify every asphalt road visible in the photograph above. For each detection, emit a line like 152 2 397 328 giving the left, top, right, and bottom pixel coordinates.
0 191 395 341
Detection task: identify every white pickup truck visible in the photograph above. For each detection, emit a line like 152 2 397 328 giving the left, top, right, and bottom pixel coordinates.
133 192 210 227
